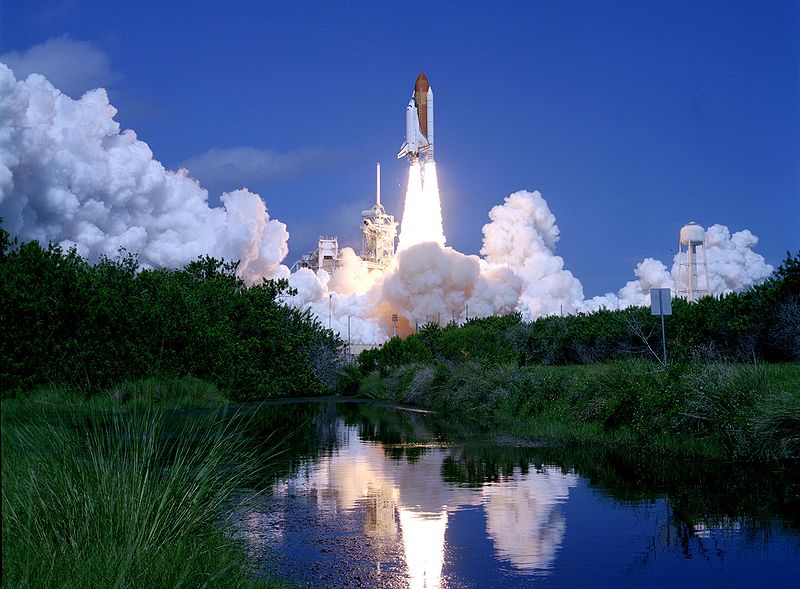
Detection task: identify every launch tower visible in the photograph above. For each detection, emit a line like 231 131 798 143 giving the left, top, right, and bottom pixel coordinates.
361 163 397 270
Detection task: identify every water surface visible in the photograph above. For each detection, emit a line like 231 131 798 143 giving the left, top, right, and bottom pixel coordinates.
234 401 799 588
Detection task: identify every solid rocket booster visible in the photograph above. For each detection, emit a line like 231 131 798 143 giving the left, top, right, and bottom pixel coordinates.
426 86 434 160
397 72 434 162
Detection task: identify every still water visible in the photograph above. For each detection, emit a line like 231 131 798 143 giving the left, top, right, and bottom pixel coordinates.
234 401 799 588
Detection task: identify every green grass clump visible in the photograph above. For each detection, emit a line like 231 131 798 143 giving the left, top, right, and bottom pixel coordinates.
15 376 232 411
358 369 391 400
2 402 281 588
349 358 800 461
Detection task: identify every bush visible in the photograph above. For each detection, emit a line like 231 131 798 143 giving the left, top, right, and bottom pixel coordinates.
0 226 342 399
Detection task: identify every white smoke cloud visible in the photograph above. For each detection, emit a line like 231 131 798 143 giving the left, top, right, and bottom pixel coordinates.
0 63 290 284
284 255 388 345
694 224 773 294
0 36 119 98
481 191 585 319
381 242 522 326
0 61 776 345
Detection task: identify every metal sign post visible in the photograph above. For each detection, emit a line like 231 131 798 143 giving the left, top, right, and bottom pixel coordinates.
650 288 672 367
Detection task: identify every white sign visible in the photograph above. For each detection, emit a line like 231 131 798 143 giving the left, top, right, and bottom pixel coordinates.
650 288 672 316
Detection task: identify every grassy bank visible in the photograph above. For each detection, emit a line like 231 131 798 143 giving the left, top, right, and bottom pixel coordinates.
349 359 800 461
345 253 799 461
1 382 284 588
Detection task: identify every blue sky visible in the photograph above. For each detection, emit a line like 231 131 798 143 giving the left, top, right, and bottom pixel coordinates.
2 0 798 295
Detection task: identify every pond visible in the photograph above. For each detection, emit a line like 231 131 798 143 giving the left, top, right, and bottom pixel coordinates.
233 400 800 588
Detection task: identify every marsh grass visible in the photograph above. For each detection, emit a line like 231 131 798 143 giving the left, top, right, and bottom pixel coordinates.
361 359 800 460
2 400 281 588
358 370 390 400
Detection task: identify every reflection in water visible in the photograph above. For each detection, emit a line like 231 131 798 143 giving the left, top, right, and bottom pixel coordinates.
399 509 447 589
240 417 576 588
235 402 800 588
483 468 577 572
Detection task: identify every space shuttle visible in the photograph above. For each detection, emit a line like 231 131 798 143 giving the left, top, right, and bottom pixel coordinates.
397 72 434 162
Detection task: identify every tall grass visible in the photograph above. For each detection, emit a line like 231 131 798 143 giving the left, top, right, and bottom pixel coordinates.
2 402 280 588
355 359 800 461
15 376 232 410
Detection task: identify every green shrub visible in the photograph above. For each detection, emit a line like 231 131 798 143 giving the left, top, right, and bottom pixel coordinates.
1 404 278 588
358 370 391 400
0 226 342 399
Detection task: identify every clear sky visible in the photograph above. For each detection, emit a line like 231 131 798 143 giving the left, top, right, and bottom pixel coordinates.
2 0 798 296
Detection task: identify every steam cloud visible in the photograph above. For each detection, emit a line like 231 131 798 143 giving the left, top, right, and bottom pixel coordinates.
0 63 774 345
0 64 290 284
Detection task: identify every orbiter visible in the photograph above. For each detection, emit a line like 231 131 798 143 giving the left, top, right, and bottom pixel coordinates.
397 72 434 162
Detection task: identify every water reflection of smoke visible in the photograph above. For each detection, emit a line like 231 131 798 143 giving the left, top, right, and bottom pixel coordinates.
482 467 578 573
243 420 580 586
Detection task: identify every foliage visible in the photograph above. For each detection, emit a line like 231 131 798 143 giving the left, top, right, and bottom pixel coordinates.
339 252 800 460
1 398 283 588
353 359 800 461
0 224 342 399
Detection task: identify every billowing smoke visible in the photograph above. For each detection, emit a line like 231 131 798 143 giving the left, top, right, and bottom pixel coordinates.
481 190 585 318
0 64 290 284
0 62 775 345
382 242 522 327
286 257 387 346
701 225 773 294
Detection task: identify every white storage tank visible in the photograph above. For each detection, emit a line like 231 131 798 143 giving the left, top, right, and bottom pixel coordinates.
680 222 705 247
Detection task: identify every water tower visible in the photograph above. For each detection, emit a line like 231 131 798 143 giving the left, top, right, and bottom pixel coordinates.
678 222 709 302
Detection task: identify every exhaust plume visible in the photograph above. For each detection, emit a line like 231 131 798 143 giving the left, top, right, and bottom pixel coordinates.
397 161 445 251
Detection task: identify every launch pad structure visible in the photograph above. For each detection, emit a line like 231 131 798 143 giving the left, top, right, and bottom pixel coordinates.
360 163 396 271
292 163 397 274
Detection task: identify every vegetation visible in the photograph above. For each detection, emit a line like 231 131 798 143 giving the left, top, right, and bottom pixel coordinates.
359 252 799 372
1 386 285 588
350 359 799 460
348 252 800 461
0 224 337 586
1 221 797 584
0 224 342 400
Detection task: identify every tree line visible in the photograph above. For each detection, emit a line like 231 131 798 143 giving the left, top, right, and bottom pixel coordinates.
355 251 800 376
0 224 342 399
